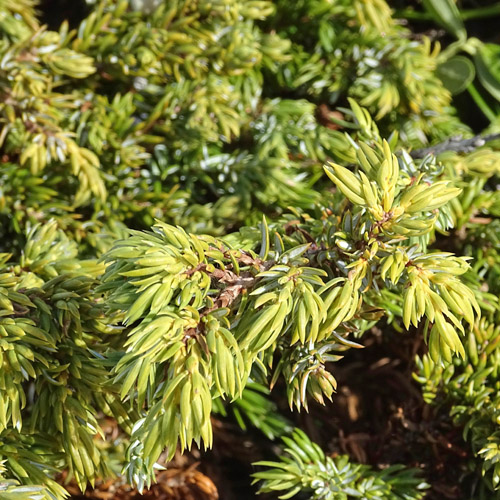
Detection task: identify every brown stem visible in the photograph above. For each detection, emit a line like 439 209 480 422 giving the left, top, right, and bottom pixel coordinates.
408 133 500 159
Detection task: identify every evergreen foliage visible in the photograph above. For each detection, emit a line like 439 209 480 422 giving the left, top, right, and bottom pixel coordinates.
254 428 428 499
0 0 499 498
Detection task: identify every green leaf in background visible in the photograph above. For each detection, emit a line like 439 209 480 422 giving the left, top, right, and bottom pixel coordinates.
475 43 500 102
437 56 476 94
422 0 466 40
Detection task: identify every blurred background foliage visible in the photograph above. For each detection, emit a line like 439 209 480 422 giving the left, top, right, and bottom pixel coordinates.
2 0 493 252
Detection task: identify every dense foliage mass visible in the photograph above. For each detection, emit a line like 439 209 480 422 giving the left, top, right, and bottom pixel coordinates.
0 0 499 498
